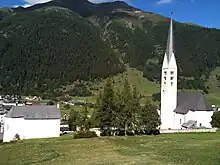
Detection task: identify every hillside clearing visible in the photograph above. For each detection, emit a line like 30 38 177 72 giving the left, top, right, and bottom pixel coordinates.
60 67 220 109
1 133 220 165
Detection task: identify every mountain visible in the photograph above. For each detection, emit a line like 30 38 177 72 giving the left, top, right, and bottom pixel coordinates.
0 6 124 96
0 0 220 99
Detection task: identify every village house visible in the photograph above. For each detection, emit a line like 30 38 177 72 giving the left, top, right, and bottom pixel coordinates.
3 104 60 142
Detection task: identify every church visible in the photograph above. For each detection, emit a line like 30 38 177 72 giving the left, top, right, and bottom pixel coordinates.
160 17 214 130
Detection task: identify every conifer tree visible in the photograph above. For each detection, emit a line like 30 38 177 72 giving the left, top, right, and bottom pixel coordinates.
118 79 134 135
68 109 82 131
81 105 90 131
90 91 103 128
130 85 141 131
98 78 116 134
138 100 161 132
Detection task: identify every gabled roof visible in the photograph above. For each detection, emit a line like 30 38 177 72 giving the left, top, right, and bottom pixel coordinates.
5 105 60 119
174 91 213 114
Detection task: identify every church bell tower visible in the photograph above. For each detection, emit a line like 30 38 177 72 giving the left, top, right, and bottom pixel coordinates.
160 15 178 130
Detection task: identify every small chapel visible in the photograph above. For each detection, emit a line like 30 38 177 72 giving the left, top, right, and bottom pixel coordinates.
160 16 214 130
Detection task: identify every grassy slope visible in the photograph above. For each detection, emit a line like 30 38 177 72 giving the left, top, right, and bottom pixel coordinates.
91 67 160 103
206 67 220 105
60 67 160 115
1 133 220 165
65 66 220 108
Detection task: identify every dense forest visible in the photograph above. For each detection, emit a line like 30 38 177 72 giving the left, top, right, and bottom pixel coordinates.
0 7 124 96
0 0 220 96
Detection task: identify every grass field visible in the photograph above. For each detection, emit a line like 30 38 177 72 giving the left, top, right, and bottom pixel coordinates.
1 133 220 165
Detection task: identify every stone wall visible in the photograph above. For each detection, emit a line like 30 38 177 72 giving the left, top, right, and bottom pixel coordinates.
160 128 218 134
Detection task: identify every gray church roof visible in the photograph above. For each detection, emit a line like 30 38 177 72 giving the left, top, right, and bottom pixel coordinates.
174 91 212 114
5 105 60 119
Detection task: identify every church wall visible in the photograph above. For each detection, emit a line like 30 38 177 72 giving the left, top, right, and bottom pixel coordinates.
186 110 213 128
173 113 185 129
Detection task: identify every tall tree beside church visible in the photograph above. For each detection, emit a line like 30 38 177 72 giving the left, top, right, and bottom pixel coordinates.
138 100 161 132
115 79 134 135
130 85 141 131
210 111 220 128
97 78 116 134
113 88 123 131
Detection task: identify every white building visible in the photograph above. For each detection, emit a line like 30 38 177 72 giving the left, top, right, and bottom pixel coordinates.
3 105 60 142
160 17 214 130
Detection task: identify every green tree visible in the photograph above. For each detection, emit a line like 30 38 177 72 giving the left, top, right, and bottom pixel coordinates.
130 85 141 131
81 106 91 131
90 91 103 128
98 78 116 134
68 109 82 131
138 100 161 132
115 79 136 135
211 111 220 128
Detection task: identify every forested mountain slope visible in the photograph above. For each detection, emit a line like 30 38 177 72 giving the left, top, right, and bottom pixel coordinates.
0 0 220 98
0 7 124 95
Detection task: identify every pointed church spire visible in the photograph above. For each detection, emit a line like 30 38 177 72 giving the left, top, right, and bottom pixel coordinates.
166 12 174 63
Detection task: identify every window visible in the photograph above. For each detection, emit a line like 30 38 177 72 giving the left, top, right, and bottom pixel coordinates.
171 82 173 86
164 82 166 85
164 71 167 75
170 77 174 80
180 119 182 124
164 77 166 80
171 71 174 75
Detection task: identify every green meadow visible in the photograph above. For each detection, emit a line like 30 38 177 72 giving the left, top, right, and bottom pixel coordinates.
1 133 220 165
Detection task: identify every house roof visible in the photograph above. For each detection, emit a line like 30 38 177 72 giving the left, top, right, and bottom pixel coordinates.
5 105 60 119
174 91 212 115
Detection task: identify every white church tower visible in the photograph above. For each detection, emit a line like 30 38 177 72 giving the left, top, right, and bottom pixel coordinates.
160 15 178 130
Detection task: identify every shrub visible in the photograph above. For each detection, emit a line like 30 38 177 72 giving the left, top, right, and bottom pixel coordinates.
64 104 70 109
211 111 220 128
47 101 54 105
73 131 97 139
144 129 160 135
14 134 20 141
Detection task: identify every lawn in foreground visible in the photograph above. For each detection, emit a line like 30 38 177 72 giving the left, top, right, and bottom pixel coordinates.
0 133 220 165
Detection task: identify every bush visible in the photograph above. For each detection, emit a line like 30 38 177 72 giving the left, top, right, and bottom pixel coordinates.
73 131 97 139
14 134 20 141
64 104 70 109
47 101 54 105
144 129 160 135
211 111 220 128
